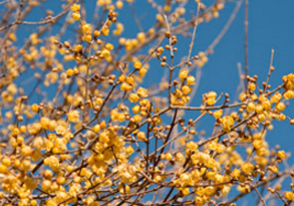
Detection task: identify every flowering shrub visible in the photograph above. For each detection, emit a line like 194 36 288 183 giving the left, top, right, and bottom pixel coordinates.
0 0 293 206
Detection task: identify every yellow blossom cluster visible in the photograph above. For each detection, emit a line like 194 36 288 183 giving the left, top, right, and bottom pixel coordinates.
170 69 196 105
203 91 217 106
0 1 293 206
71 3 81 21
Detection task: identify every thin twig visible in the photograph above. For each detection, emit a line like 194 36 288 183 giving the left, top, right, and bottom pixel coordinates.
187 2 200 61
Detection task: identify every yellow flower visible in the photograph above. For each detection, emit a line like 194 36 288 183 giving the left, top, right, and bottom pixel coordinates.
74 44 83 52
0 164 7 174
137 131 146 141
283 73 294 90
72 12 81 21
203 91 217 106
83 34 92 42
66 68 74 77
7 83 17 94
137 32 145 43
221 116 234 133
180 173 192 186
277 150 286 159
82 24 92 34
186 75 195 85
101 25 110 36
241 162 254 174
246 102 255 113
139 68 147 77
40 117 50 129
284 90 294 99
213 110 223 119
133 114 142 123
186 141 198 151
248 83 256 91
285 191 294 201
179 69 189 82
67 110 80 123
132 61 141 70
105 43 114 50
129 93 140 103
2 157 11 166
270 165 279 173
71 3 80 12
93 124 101 133
239 92 247 102
99 131 109 143
101 49 111 58
137 87 148 97
181 85 191 95
271 92 282 103
55 125 66 135
44 156 60 172
21 146 33 157
96 97 104 105
41 179 51 191
132 105 140 114
175 152 185 163
276 102 286 112
181 187 190 196
126 146 134 155
232 168 241 178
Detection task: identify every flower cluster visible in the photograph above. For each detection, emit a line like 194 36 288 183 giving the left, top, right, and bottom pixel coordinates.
0 1 293 206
